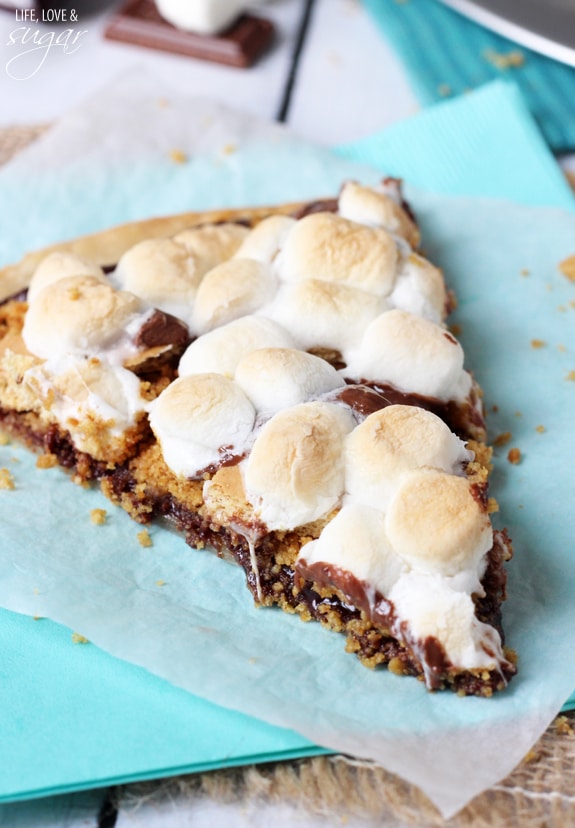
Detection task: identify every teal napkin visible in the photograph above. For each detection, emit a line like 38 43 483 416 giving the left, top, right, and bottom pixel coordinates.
0 77 574 812
362 0 575 152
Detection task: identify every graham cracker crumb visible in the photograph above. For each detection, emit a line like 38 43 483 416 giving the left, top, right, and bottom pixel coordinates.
155 579 166 587
535 425 546 433
531 339 546 349
169 148 188 164
555 715 575 736
221 143 237 155
558 344 567 352
507 447 521 465
487 497 499 514
559 254 575 282
566 370 575 381
71 632 89 644
36 453 57 469
90 508 107 525
0 432 10 446
520 268 530 277
0 467 15 489
137 528 153 547
483 48 525 70
493 431 512 447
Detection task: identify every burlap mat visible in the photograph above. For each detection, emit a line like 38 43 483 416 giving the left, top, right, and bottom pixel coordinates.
2 123 575 826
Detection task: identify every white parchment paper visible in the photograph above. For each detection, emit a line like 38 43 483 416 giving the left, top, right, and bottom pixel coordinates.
1 72 575 818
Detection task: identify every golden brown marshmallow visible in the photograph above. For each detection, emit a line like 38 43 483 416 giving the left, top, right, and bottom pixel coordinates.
385 468 493 576
173 222 249 271
277 212 398 296
113 238 202 323
28 252 107 303
338 180 420 248
192 258 277 333
345 405 471 509
22 276 143 360
232 215 296 263
244 401 355 530
234 348 344 414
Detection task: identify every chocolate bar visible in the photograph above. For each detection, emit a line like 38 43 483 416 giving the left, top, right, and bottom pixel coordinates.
104 0 274 68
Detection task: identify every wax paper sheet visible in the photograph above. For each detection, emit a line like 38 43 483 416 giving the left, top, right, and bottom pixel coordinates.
1 73 575 818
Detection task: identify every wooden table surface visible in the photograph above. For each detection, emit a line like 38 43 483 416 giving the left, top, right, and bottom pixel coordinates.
0 1 573 825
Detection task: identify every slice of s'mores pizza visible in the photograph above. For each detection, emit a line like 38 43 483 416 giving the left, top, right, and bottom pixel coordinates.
0 179 516 695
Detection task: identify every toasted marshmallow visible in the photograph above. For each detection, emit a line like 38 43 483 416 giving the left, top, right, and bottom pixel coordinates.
235 348 344 414
233 215 296 263
389 572 503 670
345 405 471 510
113 238 202 325
338 180 420 248
297 503 403 598
266 280 386 354
22 276 144 361
389 253 447 324
192 258 277 334
386 468 493 577
244 401 355 530
149 373 256 478
28 253 107 303
25 355 146 456
173 222 249 271
179 315 295 378
346 309 468 401
276 212 398 297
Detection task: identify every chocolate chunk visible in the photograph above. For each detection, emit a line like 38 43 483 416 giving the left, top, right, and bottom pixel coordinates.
134 308 189 351
104 0 274 68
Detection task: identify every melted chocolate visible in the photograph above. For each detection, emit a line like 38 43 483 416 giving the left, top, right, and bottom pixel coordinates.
134 308 189 351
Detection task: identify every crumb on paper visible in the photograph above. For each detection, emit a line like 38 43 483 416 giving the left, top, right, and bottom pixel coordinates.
33 615 43 621
221 143 237 156
36 453 57 469
0 468 15 489
535 425 546 433
156 579 166 587
169 148 188 164
558 344 567 353
493 431 512 447
515 411 522 418
487 497 499 514
531 339 546 349
558 305 567 312
90 508 107 525
71 632 89 645
507 447 521 465
438 83 452 97
520 268 530 277
491 404 499 413
137 529 153 547
566 370 575 381
483 48 525 70
559 254 575 282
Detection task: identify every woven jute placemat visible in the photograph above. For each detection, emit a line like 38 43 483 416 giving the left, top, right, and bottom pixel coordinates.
2 123 575 826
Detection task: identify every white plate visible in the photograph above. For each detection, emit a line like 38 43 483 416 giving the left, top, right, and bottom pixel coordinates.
438 0 575 67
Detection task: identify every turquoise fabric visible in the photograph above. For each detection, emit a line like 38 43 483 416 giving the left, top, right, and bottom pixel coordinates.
362 0 575 152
